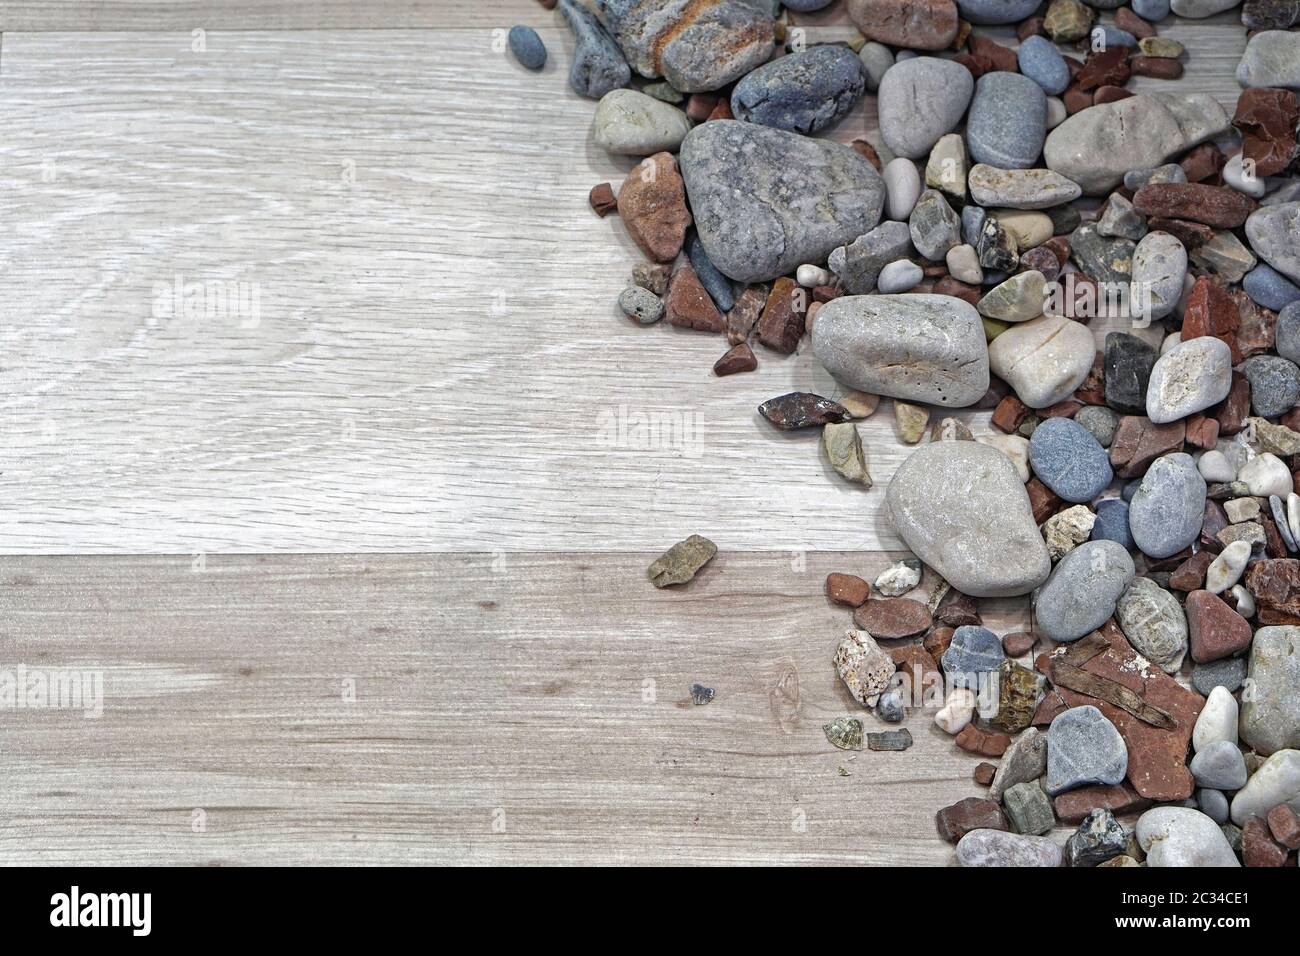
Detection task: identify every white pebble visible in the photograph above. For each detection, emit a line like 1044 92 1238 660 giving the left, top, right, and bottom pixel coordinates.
1205 540 1251 594
883 157 923 221
976 434 1030 482
1193 686 1239 753
1240 452 1293 497
875 560 921 597
935 687 976 735
1045 97 1067 130
1288 492 1300 547
797 263 831 287
1231 584 1255 618
876 259 923 293
946 243 984 284
1197 449 1237 483
1223 152 1267 199
1160 331 1183 355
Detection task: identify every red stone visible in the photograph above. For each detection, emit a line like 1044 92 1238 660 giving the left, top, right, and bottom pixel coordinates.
713 342 757 376
967 34 1018 72
1169 551 1214 592
1052 782 1153 825
955 724 1010 757
1235 289 1279 358
923 626 955 665
1186 590 1254 663
756 277 806 353
1268 804 1300 850
1040 400 1083 419
665 265 724 332
1109 416 1187 479
618 152 691 263
954 52 994 79
685 93 717 122
1148 217 1215 248
850 139 883 171
1026 478 1062 524
889 644 942 704
1131 56 1183 79
1234 87 1300 177
826 572 870 608
934 592 981 628
1182 277 1242 364
1180 142 1227 185
707 97 733 122
992 396 1031 433
1093 85 1134 105
1075 353 1106 405
589 182 617 217
1115 7 1156 38
1017 17 1045 40
933 276 981 304
853 598 932 638
1214 372 1251 436
1063 85 1093 115
1075 47 1131 92
1200 500 1229 556
846 0 960 52
1185 414 1220 450
725 285 766 345
974 762 997 786
936 797 1008 843
1133 183 1258 229
1041 622 1205 801
1244 559 1300 625
1003 631 1036 657
1243 817 1289 867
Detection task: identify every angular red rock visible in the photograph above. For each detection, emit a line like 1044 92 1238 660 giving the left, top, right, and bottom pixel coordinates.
756 277 806 354
1169 551 1213 592
713 341 757 376
826 572 870 608
935 797 1007 843
1243 817 1289 867
854 598 933 638
1109 416 1186 479
1244 558 1300 625
1186 590 1254 663
955 724 1010 757
1182 277 1242 363
665 265 725 332
618 152 691 263
1234 87 1300 178
1214 372 1251 436
847 0 960 52
1132 183 1258 229
1052 782 1153 825
1268 804 1300 849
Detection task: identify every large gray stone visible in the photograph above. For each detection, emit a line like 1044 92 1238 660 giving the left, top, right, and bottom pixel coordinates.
595 0 775 92
1230 749 1300 824
1044 93 1231 195
1137 807 1241 866
1034 540 1136 644
876 57 974 160
1046 705 1129 794
1237 29 1300 89
1145 337 1234 424
811 294 990 407
886 441 1051 598
1240 626 1300 757
1245 201 1300 286
730 44 866 135
1127 453 1207 559
966 71 1048 170
680 121 884 283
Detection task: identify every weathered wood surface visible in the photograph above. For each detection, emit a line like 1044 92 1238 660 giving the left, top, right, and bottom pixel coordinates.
0 11 1247 554
0 552 1046 865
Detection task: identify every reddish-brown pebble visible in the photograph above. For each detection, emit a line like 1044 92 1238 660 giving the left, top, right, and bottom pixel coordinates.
707 98 733 122
1183 277 1243 363
1075 353 1106 404
850 139 883 171
1133 183 1258 229
1064 85 1093 114
1244 817 1289 866
826 572 870 608
1132 56 1183 79
756 278 806 354
934 592 981 628
890 644 942 697
1109 416 1187 479
1076 47 1131 91
1052 782 1152 825
1093 85 1134 105
1244 559 1300 625
1185 414 1220 450
589 182 618 217
923 626 955 664
854 597 933 638
954 725 1010 757
1186 590 1254 663
935 797 1008 843
618 153 691 263
1115 7 1156 38
665 265 725 333
1169 551 1214 592
992 395 1030 433
1200 500 1229 556
813 284 841 303
1018 16 1045 39
1026 478 1063 524
955 52 994 78
1148 216 1215 248
713 341 757 376
1019 245 1062 282
974 762 997 786
1235 289 1279 358
1234 87 1300 177
1040 400 1082 419
847 0 961 52
685 94 717 122
933 276 981 304
1268 804 1300 849
1214 372 1251 435
1180 142 1227 185
725 285 766 345
967 34 1018 72
1003 631 1036 657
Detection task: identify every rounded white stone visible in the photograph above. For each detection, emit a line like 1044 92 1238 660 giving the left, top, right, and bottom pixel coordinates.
1145 337 1234 424
1240 452 1293 497
935 687 977 735
1193 686 1240 753
1205 540 1252 594
1232 584 1255 618
946 243 984 284
1136 807 1240 867
1230 749 1300 825
876 259 924 294
592 89 692 156
1197 449 1237 483
1224 152 1267 199
976 434 1031 482
797 263 832 287
883 157 923 221
988 314 1096 409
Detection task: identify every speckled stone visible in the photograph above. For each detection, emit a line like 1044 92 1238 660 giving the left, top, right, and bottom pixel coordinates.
1239 626 1300 756
1115 576 1187 672
1047 705 1129 795
1128 453 1208 559
680 121 884 283
559 0 632 99
967 164 1082 210
1237 29 1300 91
955 828 1063 866
1191 656 1248 696
956 0 1043 22
593 88 692 155
1029 417 1113 503
1145 337 1234 424
730 45 867 135
967 72 1048 170
1076 405 1119 447
1092 497 1135 550
1241 355 1300 418
1035 540 1136 643
1279 300 1300 365
1130 230 1188 322
1105 332 1159 416
886 440 1052 597
910 189 963 261
1230 749 1300 825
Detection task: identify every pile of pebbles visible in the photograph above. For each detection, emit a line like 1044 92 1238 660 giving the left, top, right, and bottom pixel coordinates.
515 0 1300 866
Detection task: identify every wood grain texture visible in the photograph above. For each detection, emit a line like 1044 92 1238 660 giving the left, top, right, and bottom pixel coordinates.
0 552 1047 865
0 15 1249 554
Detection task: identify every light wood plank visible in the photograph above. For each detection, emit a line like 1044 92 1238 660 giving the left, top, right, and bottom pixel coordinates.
0 21 1247 554
0 552 1042 865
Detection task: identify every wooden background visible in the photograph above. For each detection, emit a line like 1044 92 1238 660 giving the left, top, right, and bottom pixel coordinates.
0 2 1246 864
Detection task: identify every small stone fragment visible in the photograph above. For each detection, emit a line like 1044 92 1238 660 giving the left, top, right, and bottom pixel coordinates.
894 402 930 444
759 392 849 429
1066 808 1129 867
823 715 864 750
648 534 718 588
821 421 872 487
619 152 692 263
874 560 921 598
853 597 932 638
834 628 897 705
867 728 914 751
690 683 715 705
826 572 870 608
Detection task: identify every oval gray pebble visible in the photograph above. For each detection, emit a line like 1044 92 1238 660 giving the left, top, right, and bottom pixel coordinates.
618 286 664 324
1028 417 1113 503
966 71 1047 171
731 45 867 135
1128 453 1207 559
507 25 547 70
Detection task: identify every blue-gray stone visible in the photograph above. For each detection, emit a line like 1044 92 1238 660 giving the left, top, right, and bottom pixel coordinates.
1028 417 1113 503
559 0 631 99
1243 263 1300 312
941 625 1006 689
1197 788 1230 824
1241 354 1300 418
962 205 987 246
1066 808 1129 866
1128 453 1207 559
1034 540 1136 643
731 45 866 135
1046 705 1129 796
1133 0 1171 18
1278 300 1300 366
966 71 1048 170
1123 164 1187 191
956 0 1043 23
877 690 906 722
688 234 736 313
1091 498 1134 550
1017 36 1070 95
1274 495 1298 551
1191 657 1248 696
1122 478 1142 502
781 0 836 10
1189 739 1249 790
508 25 548 70
1091 26 1138 48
